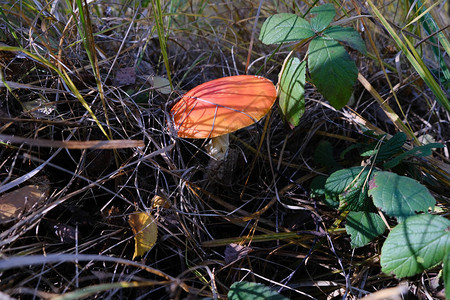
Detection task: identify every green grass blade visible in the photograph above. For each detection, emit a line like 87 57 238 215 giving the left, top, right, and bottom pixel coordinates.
403 1 440 29
74 0 112 140
408 0 450 89
367 0 450 112
402 33 449 106
151 0 173 91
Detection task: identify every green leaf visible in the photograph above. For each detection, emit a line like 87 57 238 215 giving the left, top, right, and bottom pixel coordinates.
339 178 374 211
377 132 407 162
259 13 315 45
444 252 450 300
360 149 377 157
345 211 386 248
228 281 289 300
278 56 306 127
323 26 367 54
361 132 406 162
308 36 358 109
309 4 336 32
383 143 444 169
381 214 450 278
368 171 436 220
410 0 450 90
325 166 368 194
325 167 375 211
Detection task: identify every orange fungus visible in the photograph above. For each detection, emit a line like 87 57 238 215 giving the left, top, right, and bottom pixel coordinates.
171 75 277 138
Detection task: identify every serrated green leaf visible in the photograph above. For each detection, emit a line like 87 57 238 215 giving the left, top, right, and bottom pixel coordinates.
381 214 450 278
339 179 374 211
325 166 368 194
308 36 358 109
444 252 450 300
383 143 444 169
228 281 289 300
368 171 436 220
325 167 375 212
375 132 407 162
345 211 386 248
309 4 336 32
259 13 315 45
323 26 367 54
278 56 306 127
324 194 339 209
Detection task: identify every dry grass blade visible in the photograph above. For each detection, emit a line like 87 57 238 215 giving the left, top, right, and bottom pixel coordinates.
51 281 172 300
0 254 180 283
357 73 417 143
0 134 144 149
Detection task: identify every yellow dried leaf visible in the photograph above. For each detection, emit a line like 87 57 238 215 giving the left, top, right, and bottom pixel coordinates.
128 212 157 259
151 195 171 209
0 184 49 224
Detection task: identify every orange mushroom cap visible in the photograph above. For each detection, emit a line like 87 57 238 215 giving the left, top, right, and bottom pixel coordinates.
171 75 277 139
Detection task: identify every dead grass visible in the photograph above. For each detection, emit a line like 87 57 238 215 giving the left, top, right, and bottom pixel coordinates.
0 0 449 299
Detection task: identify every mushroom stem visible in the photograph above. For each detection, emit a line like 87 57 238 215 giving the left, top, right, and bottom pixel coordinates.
205 134 230 161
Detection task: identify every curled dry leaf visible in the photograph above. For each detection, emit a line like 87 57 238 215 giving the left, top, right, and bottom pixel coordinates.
224 243 252 264
0 184 49 224
128 212 158 259
151 195 171 209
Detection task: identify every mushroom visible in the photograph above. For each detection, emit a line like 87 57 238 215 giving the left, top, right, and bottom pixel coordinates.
170 75 277 160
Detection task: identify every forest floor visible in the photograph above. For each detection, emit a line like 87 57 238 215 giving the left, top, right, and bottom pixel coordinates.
0 1 449 299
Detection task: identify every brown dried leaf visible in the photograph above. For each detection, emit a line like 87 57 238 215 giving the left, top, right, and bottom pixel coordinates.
0 184 49 224
224 243 252 264
128 212 157 259
114 67 136 86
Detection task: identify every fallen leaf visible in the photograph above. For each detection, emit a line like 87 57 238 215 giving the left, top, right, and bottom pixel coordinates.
224 243 252 264
149 76 171 94
114 67 136 86
23 99 56 119
128 212 158 259
151 195 171 209
0 184 49 224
